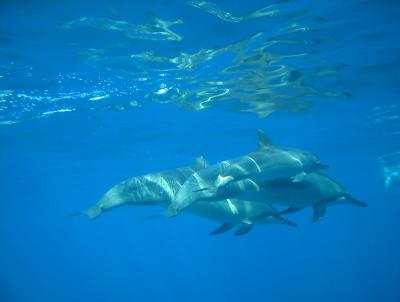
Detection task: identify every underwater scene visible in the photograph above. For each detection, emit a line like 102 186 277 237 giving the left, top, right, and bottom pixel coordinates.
1 0 399 301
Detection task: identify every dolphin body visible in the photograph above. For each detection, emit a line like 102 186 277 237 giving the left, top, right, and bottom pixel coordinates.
186 199 295 236
82 156 209 219
82 157 295 236
237 172 367 222
168 129 327 216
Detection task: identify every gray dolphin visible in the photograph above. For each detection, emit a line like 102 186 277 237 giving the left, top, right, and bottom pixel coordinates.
81 157 295 235
168 129 327 216
82 156 208 218
185 199 295 236
238 172 367 222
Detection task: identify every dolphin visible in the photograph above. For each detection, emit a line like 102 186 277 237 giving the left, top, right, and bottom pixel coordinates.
185 199 295 236
238 172 367 222
167 129 327 216
82 156 209 218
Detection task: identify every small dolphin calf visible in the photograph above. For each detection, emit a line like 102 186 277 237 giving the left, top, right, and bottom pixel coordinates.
168 130 327 216
186 199 295 236
241 172 367 222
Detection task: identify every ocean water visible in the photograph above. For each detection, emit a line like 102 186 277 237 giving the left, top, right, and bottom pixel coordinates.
1 0 399 301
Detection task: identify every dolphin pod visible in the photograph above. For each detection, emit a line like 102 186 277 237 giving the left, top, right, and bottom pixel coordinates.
167 129 327 216
81 130 366 236
82 156 296 235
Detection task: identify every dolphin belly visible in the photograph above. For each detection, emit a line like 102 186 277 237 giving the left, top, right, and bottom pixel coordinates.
183 199 289 226
185 200 246 224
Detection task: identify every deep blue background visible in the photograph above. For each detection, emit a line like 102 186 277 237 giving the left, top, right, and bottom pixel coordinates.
1 1 399 301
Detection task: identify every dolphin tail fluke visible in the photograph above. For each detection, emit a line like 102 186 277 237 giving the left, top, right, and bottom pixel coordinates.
83 205 102 219
234 223 253 236
209 223 236 236
343 194 367 207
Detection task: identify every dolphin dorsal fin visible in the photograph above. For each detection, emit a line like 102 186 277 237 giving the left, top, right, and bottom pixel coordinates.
191 156 209 170
257 129 273 149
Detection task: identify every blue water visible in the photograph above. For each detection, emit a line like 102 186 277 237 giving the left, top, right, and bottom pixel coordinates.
1 0 399 301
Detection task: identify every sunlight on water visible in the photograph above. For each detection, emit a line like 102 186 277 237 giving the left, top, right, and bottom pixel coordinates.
0 1 363 123
132 25 348 116
65 16 184 41
187 0 305 23
0 63 142 124
63 9 348 118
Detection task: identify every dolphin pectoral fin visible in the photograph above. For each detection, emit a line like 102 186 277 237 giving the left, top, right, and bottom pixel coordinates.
209 223 236 236
342 194 367 207
272 214 297 227
311 202 327 222
145 208 180 219
164 206 179 218
234 223 253 236
279 207 303 216
257 129 273 149
192 156 209 170
250 213 297 227
83 206 102 219
214 174 233 189
291 172 307 183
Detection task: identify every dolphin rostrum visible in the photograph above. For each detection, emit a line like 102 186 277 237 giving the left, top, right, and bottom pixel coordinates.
167 129 327 216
